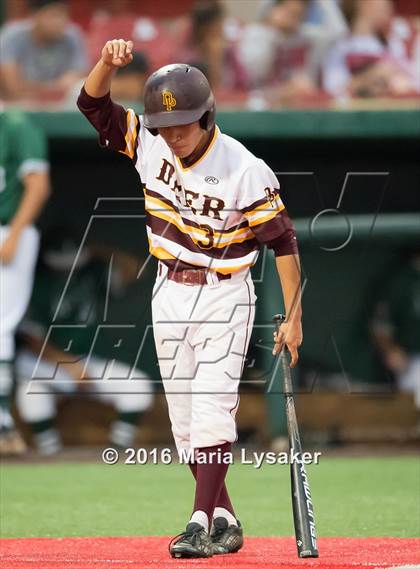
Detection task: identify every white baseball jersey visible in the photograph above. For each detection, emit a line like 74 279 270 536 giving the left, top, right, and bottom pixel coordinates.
78 87 298 451
78 88 297 275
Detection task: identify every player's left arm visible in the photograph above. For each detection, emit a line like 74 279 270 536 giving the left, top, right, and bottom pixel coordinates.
0 116 50 264
239 161 302 366
273 254 302 367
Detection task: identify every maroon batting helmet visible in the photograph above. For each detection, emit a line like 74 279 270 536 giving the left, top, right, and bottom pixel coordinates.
142 64 215 135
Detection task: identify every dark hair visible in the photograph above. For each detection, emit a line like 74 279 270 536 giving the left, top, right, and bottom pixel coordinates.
340 0 358 26
191 0 223 44
115 52 150 77
28 0 67 11
273 0 311 6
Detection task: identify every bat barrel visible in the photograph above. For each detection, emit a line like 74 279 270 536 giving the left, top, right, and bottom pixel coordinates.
272 313 319 559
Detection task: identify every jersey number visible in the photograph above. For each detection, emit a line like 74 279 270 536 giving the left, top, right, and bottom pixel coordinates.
197 224 214 249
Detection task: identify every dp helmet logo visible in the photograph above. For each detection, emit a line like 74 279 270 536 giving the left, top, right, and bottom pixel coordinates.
162 91 177 112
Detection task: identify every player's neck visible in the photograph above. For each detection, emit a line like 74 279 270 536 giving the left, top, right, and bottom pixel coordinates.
180 126 215 169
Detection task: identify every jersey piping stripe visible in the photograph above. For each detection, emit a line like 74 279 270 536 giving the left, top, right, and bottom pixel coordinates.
247 206 285 228
145 193 255 243
147 214 260 259
145 186 249 234
147 239 177 260
132 115 141 165
146 206 255 247
148 229 259 273
238 278 253 379
175 126 219 171
244 194 283 215
243 195 284 220
119 110 139 159
240 191 281 214
146 207 256 249
146 214 259 259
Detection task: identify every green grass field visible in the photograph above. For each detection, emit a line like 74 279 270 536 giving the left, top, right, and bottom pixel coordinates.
1 456 418 539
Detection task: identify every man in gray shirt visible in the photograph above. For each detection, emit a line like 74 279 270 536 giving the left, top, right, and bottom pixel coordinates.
0 0 87 103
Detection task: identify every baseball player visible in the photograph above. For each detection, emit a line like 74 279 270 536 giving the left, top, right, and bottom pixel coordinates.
15 236 153 454
0 109 50 455
78 39 302 558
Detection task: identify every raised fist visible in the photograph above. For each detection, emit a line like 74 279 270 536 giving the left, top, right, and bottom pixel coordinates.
101 39 134 68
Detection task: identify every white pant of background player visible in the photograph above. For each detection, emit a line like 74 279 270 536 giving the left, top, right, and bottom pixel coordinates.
15 350 153 453
152 263 256 452
0 226 39 428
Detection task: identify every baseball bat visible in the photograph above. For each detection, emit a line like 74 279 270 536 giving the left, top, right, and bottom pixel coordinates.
273 314 319 558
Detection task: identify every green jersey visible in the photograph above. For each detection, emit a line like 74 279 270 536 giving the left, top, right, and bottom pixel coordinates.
0 111 49 224
378 262 420 354
27 262 106 356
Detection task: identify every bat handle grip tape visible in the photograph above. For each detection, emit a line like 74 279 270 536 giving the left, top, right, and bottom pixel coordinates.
272 313 293 392
272 313 286 334
272 313 289 356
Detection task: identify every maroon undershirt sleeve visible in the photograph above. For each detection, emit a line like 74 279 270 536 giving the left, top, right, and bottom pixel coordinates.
254 210 299 257
77 86 128 152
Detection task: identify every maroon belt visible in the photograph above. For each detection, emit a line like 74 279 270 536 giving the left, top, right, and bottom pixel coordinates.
167 268 231 286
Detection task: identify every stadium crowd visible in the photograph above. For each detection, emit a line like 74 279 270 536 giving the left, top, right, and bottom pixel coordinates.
0 0 419 109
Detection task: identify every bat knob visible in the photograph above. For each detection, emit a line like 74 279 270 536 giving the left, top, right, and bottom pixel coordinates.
273 314 286 332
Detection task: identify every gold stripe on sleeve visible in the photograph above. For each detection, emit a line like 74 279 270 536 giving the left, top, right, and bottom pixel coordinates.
120 110 139 159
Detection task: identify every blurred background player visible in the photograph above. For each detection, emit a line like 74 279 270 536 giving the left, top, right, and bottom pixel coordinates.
0 0 87 104
370 248 420 410
0 109 50 455
15 233 153 455
110 51 150 104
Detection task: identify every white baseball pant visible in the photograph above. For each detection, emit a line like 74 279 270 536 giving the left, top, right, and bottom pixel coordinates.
152 264 256 452
0 225 40 360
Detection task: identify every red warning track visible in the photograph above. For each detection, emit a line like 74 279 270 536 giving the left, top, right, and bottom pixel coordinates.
1 537 419 569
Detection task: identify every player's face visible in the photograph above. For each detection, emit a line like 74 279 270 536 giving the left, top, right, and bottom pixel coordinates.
157 122 206 158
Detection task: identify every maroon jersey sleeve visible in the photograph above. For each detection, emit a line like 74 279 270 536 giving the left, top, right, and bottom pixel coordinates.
238 162 299 257
265 216 299 257
77 86 140 160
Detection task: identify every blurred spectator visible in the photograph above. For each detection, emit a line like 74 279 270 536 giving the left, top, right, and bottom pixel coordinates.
87 5 175 72
175 0 247 92
237 0 346 102
63 50 150 109
16 234 153 455
323 0 419 98
0 0 87 103
0 110 50 456
111 52 150 104
370 249 420 409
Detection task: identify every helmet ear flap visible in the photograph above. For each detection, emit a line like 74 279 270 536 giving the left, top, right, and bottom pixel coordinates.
199 106 215 132
146 127 158 136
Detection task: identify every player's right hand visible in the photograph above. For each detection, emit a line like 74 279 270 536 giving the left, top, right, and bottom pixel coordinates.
101 39 133 68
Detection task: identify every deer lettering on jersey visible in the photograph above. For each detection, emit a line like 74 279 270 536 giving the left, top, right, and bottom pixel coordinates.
201 195 224 220
156 159 176 185
156 158 225 220
184 189 199 214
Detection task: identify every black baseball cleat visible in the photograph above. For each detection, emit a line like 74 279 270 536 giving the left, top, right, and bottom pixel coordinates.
169 522 213 558
210 517 244 554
